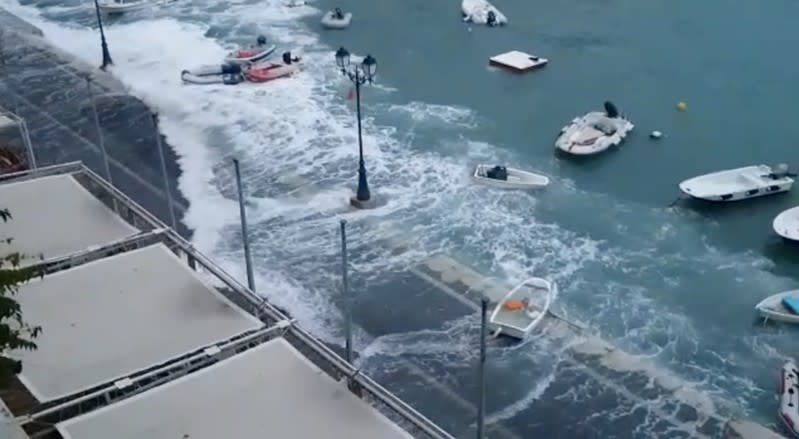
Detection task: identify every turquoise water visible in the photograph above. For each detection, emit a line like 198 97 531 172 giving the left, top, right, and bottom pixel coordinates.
3 0 799 435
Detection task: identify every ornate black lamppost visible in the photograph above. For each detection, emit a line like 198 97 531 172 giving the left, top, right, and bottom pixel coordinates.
335 47 377 208
92 0 113 70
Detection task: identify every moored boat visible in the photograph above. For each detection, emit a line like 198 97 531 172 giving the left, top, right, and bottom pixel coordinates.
472 164 549 189
678 164 794 202
224 36 277 65
773 205 799 242
555 101 634 155
488 277 556 340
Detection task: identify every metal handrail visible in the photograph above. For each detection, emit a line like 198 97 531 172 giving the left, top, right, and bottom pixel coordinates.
21 323 288 423
288 325 456 439
0 160 82 183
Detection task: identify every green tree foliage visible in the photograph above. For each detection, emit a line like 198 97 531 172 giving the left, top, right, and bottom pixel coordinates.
0 207 42 386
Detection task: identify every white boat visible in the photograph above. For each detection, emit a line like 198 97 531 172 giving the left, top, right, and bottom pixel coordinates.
678 164 794 202
224 36 276 65
774 206 799 242
181 64 244 86
488 277 556 340
321 8 352 29
756 290 799 324
780 361 799 437
555 101 634 155
461 0 507 26
98 0 165 14
472 164 549 190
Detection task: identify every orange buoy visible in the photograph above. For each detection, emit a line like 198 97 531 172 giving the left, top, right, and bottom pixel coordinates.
503 300 526 311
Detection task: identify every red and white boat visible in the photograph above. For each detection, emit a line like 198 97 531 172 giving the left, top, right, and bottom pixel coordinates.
244 52 300 83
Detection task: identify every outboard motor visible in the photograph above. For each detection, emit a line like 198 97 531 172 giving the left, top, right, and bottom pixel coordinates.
769 163 797 179
256 35 267 46
221 63 242 75
487 165 507 180
487 10 497 26
282 51 292 64
604 101 619 118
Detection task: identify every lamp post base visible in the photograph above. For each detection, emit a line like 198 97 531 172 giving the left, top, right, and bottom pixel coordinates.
349 196 375 209
349 196 378 210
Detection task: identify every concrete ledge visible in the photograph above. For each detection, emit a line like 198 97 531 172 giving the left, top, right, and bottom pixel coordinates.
0 8 42 37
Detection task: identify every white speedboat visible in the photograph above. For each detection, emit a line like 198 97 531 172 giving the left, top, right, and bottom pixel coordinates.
473 164 549 190
488 277 556 340
321 8 352 29
774 205 799 242
780 361 799 437
678 164 794 202
224 36 276 65
98 0 165 14
461 0 507 26
755 290 799 324
555 101 634 155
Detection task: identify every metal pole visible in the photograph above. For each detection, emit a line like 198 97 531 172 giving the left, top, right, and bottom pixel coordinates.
477 297 488 439
233 158 255 292
340 219 353 365
92 0 113 70
86 78 112 184
354 69 370 202
85 77 117 212
18 119 37 170
151 113 178 231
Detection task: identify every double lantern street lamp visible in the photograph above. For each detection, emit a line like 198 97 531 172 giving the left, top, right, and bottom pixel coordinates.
335 47 377 209
92 0 113 70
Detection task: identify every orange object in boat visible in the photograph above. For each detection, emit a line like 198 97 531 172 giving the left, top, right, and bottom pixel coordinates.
236 50 257 58
503 300 526 311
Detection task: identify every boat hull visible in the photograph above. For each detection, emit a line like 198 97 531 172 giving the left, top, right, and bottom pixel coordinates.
555 111 634 155
472 164 549 190
488 277 555 340
679 165 794 202
181 64 244 85
756 290 799 324
321 12 352 29
98 0 150 13
245 63 299 83
224 45 276 65
773 206 799 241
461 0 507 25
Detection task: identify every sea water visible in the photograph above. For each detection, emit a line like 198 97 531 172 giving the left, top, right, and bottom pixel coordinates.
2 0 799 436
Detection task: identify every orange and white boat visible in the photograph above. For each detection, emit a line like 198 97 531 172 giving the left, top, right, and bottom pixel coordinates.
244 52 300 83
488 277 556 339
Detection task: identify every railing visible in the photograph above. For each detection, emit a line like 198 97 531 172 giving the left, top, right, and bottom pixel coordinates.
0 103 36 170
20 323 291 427
1 162 456 439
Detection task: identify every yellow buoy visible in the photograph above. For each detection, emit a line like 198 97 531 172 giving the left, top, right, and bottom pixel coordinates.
676 101 687 112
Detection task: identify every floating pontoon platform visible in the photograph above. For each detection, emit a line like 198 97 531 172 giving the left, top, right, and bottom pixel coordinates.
489 50 548 73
